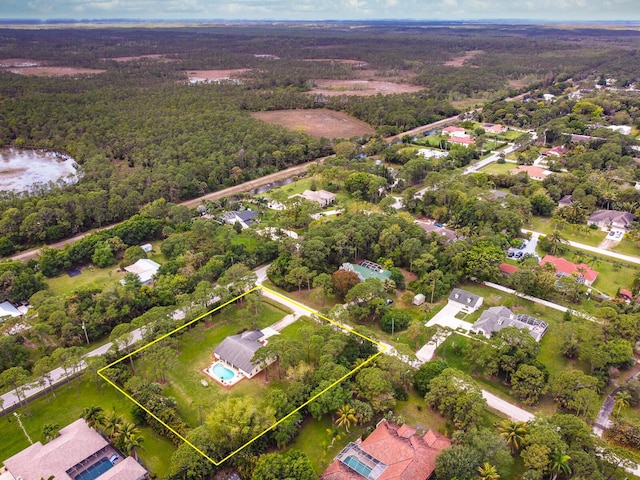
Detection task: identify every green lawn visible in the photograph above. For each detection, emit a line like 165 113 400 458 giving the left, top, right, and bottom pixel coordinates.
46 265 126 297
267 176 316 198
479 161 515 175
611 236 640 257
0 376 174 478
142 301 288 428
525 216 607 247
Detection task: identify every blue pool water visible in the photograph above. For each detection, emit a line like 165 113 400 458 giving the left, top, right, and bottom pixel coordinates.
211 363 235 381
343 455 373 477
74 458 113 480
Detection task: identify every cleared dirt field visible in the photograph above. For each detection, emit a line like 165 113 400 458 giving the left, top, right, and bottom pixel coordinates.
251 108 374 138
4 66 105 76
0 58 40 67
110 54 167 62
185 69 250 81
308 79 422 97
444 50 484 67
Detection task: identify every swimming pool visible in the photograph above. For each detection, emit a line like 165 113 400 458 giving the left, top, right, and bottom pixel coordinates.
343 455 373 478
74 457 113 480
210 362 235 381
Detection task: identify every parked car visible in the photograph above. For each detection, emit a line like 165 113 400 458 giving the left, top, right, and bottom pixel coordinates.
385 299 393 305
434 222 443 228
514 251 523 259
507 251 515 257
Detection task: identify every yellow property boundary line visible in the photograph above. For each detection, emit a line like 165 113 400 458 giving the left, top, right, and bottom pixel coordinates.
98 285 385 466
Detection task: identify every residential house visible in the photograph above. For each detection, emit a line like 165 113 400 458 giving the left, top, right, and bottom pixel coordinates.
448 288 483 313
0 301 22 321
619 289 634 302
484 123 507 134
298 189 336 207
1 418 148 480
471 306 548 342
448 136 474 147
140 243 153 253
587 209 634 230
542 93 556 102
543 145 568 157
510 165 553 181
499 263 519 276
442 126 467 138
213 330 272 378
540 255 599 286
321 419 450 480
416 221 458 244
557 195 573 208
606 125 632 135
418 148 449 159
219 210 259 230
123 259 161 286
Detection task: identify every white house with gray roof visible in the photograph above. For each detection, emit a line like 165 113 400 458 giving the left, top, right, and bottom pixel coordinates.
213 330 273 378
587 209 634 230
448 288 483 313
471 306 548 342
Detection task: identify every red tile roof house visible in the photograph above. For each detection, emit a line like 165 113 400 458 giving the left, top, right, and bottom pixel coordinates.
540 255 599 286
619 289 634 301
484 123 507 134
510 165 553 181
499 263 519 276
448 136 475 147
442 126 467 138
542 145 568 157
321 419 451 480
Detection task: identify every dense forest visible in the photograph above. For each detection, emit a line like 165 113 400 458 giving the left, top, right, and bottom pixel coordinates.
1 24 640 252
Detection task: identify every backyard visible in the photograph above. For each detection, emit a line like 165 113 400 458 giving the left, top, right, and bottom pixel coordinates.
525 216 607 247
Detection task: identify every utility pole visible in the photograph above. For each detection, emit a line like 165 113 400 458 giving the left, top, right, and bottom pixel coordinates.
82 321 90 345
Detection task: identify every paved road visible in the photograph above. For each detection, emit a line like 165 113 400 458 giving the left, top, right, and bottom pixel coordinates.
482 390 534 423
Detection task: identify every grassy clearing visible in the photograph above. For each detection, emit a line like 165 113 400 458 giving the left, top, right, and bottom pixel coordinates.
525 216 607 247
0 376 174 477
611 236 640 257
46 265 126 297
479 161 515 175
142 301 288 427
267 176 315 198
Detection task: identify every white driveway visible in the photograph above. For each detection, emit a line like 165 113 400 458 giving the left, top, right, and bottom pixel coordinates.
426 302 472 332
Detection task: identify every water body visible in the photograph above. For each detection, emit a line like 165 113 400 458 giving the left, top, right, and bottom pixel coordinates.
249 177 293 195
0 148 78 194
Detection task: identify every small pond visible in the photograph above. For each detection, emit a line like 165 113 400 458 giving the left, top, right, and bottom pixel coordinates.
0 148 78 194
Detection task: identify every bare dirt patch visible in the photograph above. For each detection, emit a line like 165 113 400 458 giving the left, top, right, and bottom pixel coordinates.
5 66 105 76
185 69 250 82
109 54 168 62
251 108 374 138
308 79 422 97
444 50 484 67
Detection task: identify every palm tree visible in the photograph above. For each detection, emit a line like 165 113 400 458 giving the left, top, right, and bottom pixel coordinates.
546 231 569 256
102 411 123 440
116 422 144 461
335 404 358 433
614 390 631 415
81 405 105 431
497 419 528 455
477 462 500 480
549 449 571 480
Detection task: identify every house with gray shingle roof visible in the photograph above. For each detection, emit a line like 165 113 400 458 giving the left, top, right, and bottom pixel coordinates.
213 330 271 378
587 209 634 230
471 306 548 342
448 288 483 313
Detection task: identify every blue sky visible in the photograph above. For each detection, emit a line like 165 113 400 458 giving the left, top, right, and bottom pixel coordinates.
1 0 640 21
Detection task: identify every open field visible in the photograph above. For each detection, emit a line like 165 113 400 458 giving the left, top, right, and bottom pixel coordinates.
308 79 423 97
109 54 168 62
525 216 607 247
444 50 484 67
478 161 515 175
184 69 250 81
251 108 374 138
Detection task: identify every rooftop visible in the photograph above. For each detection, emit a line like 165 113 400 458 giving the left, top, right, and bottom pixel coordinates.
540 255 598 284
214 330 265 375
